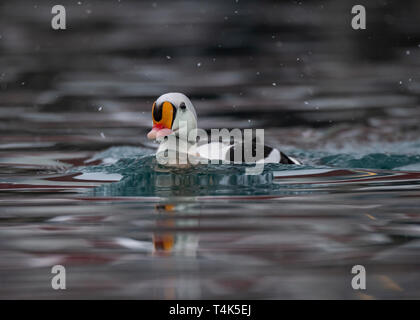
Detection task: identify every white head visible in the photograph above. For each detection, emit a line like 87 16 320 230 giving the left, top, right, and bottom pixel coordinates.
147 92 198 140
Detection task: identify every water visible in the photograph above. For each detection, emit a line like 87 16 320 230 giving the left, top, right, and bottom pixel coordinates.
1 0 420 299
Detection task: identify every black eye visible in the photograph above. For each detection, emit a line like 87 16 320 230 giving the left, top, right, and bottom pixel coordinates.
153 102 162 122
179 102 186 110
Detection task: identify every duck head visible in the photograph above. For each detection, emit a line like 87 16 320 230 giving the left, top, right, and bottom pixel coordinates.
147 92 198 140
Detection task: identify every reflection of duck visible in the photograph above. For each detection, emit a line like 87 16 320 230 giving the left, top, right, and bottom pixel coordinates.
153 204 175 255
147 93 301 166
153 203 199 257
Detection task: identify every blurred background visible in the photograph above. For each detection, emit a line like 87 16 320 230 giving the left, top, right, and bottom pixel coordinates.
1 0 420 149
1 0 420 299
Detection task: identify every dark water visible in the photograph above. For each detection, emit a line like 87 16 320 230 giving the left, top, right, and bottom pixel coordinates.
1 0 420 299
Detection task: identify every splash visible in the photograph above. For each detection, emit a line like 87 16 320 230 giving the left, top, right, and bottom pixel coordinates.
320 153 420 170
72 140 420 198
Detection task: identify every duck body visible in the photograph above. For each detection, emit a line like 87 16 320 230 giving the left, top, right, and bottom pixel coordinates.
147 93 302 167
194 138 301 165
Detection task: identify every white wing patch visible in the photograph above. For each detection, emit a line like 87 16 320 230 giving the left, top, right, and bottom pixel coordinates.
260 148 280 163
287 155 302 165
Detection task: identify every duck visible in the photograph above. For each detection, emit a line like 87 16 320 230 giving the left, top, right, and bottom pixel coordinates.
146 92 302 167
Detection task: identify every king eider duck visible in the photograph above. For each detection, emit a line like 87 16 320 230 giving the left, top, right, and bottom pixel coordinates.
146 93 302 167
